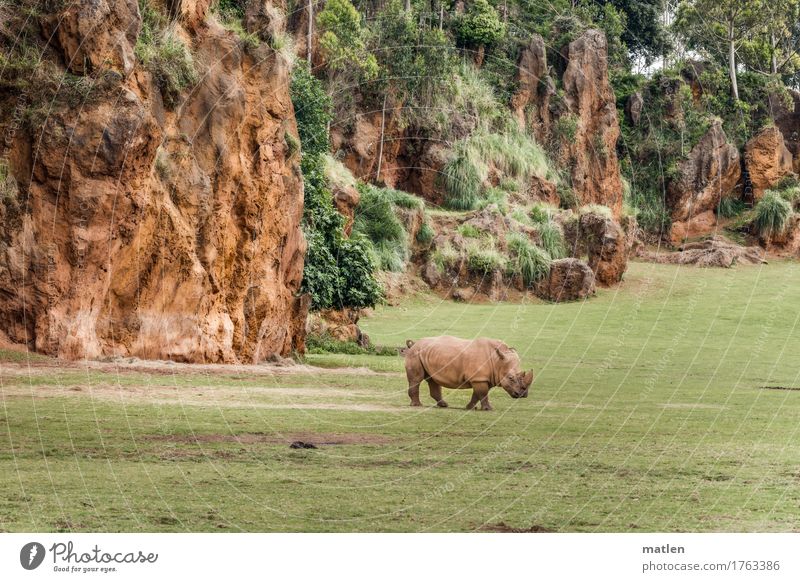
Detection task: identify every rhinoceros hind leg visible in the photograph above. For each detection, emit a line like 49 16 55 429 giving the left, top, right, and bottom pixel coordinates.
408 382 423 406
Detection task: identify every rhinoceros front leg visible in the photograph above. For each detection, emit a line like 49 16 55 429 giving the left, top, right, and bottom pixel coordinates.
467 382 490 410
427 379 448 408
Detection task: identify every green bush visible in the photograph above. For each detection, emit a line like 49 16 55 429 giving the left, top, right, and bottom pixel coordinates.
506 232 551 286
136 1 198 108
317 0 378 79
306 332 397 356
453 0 506 48
753 191 793 239
291 67 381 310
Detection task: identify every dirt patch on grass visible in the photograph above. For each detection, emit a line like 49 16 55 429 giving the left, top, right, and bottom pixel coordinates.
480 521 554 533
144 431 394 446
759 385 800 391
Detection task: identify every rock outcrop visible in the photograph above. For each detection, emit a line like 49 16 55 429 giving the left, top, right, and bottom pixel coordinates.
667 120 740 243
510 34 553 141
0 2 308 362
559 30 624 218
562 211 635 286
535 258 595 302
743 126 794 199
638 237 766 267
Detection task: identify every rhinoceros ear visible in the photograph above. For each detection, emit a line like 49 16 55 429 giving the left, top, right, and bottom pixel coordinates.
495 346 506 360
523 370 534 387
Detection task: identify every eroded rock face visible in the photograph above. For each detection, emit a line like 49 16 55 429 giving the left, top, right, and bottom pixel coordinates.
667 120 740 242
535 258 595 302
511 34 552 140
744 126 794 199
559 30 624 217
41 0 141 77
0 4 307 362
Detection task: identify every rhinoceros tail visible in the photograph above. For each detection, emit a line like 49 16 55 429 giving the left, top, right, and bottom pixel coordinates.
406 339 415 349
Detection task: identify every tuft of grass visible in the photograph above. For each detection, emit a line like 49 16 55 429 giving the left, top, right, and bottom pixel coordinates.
442 148 481 210
415 222 434 245
506 232 551 285
537 221 566 259
306 333 397 356
385 188 424 210
457 224 481 238
431 242 460 272
529 202 557 224
510 208 532 225
353 184 409 272
717 196 746 218
465 240 505 275
323 154 356 190
753 191 792 239
136 3 199 108
579 204 613 219
476 187 509 214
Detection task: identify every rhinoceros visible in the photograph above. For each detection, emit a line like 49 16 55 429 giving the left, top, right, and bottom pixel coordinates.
403 336 534 411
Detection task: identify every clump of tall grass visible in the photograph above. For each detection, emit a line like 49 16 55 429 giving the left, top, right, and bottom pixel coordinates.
717 196 746 218
442 127 552 210
753 191 793 239
506 232 551 286
353 184 408 272
536 220 566 259
458 223 481 238
476 187 508 214
530 202 557 224
416 222 434 244
432 242 460 272
323 154 357 190
466 240 505 275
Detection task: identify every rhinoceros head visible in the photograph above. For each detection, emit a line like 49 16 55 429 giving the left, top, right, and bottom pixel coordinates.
495 347 534 398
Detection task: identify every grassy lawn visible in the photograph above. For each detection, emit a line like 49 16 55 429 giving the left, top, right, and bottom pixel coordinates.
2 261 800 532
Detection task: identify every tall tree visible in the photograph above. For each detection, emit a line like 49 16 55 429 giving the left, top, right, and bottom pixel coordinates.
675 0 765 101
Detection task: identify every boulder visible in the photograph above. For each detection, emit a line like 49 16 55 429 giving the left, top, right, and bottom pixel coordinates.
558 30 624 218
535 258 595 302
744 126 794 199
667 120 740 241
669 210 718 245
625 92 643 126
562 212 634 286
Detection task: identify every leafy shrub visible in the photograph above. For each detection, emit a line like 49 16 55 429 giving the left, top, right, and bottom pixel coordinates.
136 2 198 108
291 67 381 310
306 332 397 356
753 191 793 239
537 221 566 259
458 224 481 238
553 114 579 143
466 241 505 275
506 232 551 286
453 0 506 47
317 0 378 79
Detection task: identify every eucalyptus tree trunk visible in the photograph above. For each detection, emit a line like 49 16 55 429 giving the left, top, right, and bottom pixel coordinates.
728 26 739 101
307 0 313 65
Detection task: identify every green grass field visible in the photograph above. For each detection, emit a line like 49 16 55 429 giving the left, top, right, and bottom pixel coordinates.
2 261 800 532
